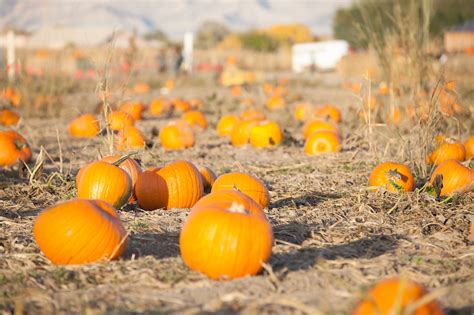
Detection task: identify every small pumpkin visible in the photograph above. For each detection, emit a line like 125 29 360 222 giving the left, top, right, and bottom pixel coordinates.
353 278 443 315
0 109 20 126
172 98 191 112
240 107 266 121
293 103 313 122
303 119 339 139
429 160 473 197
313 104 342 123
76 160 132 208
159 120 195 150
107 111 134 131
230 85 242 97
199 166 217 191
385 107 402 125
426 141 466 165
68 113 100 138
266 95 285 111
304 131 341 156
363 96 379 111
119 102 146 120
133 83 150 94
249 120 283 148
0 130 32 167
464 136 474 159
149 98 171 117
115 126 146 151
230 120 258 147
368 162 415 192
182 110 208 130
212 172 270 208
217 114 240 137
165 79 175 90
190 98 203 109
101 155 142 202
33 199 127 265
179 190 273 280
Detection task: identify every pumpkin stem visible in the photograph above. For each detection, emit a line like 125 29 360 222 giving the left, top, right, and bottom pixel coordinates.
228 202 250 215
112 152 137 166
14 139 26 150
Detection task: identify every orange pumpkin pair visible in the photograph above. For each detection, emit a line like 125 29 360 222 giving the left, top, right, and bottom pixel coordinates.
101 155 142 202
369 162 415 193
0 130 32 167
159 120 195 150
68 113 100 138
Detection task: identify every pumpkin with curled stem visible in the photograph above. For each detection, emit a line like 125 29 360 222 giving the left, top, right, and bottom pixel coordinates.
101 155 142 202
33 198 128 265
368 162 415 193
429 160 473 197
304 131 341 156
0 130 32 167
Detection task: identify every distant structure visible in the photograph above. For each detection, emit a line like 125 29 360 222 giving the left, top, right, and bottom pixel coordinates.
292 40 349 72
444 20 474 53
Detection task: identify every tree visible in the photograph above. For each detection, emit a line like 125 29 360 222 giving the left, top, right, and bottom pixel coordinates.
144 30 169 43
195 20 230 49
239 31 278 52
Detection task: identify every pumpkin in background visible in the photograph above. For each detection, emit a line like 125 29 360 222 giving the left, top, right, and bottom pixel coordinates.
230 120 258 147
385 107 402 125
199 166 217 191
149 98 171 117
68 113 100 138
240 107 266 121
0 109 20 126
180 190 273 280
266 95 285 111
249 120 282 148
190 98 203 109
429 160 473 197
426 141 466 165
172 98 191 113
107 111 134 131
464 136 474 159
101 155 141 202
363 95 379 111
293 103 313 122
353 278 443 315
33 199 127 265
159 120 195 150
368 162 415 192
182 110 208 130
230 85 242 97
2 87 21 107
119 102 146 120
212 172 270 208
314 104 342 123
217 114 240 137
164 79 175 90
263 83 274 95
304 131 341 156
303 119 339 139
378 82 390 95
240 97 255 107
115 126 146 151
0 130 32 167
133 83 150 94
76 160 132 208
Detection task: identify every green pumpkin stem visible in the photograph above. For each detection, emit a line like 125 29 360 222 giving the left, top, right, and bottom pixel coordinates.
112 151 137 166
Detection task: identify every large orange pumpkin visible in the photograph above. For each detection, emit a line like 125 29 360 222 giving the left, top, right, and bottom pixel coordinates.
368 162 415 192
212 172 270 208
33 199 127 265
304 131 341 156
426 141 466 165
181 110 208 130
119 102 146 120
353 278 443 315
179 190 273 280
0 130 32 167
159 120 195 150
68 113 100 138
199 166 217 191
107 111 134 131
149 98 171 117
303 119 339 139
115 126 146 151
76 160 132 208
0 109 20 126
217 114 240 137
313 104 342 123
464 136 474 159
101 155 142 202
249 120 283 148
429 160 473 197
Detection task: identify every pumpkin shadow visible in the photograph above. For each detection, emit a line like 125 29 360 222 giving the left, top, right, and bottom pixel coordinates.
124 232 180 259
271 234 400 272
271 191 344 209
446 306 473 315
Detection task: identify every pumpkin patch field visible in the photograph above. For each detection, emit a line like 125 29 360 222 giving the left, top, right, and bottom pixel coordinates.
0 71 473 314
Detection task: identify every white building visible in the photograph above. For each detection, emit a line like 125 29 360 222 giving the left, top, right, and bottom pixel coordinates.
292 40 349 72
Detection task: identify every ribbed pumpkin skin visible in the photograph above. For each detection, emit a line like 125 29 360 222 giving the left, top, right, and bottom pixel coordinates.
303 119 339 139
429 160 473 197
182 110 208 130
465 136 474 159
249 120 283 148
211 172 270 208
314 104 342 123
217 114 239 137
180 193 273 280
68 114 100 138
33 199 127 265
199 166 217 190
369 162 415 193
0 109 20 126
76 161 132 208
135 169 168 210
353 278 443 315
427 142 466 165
0 130 32 167
304 131 341 156
101 155 142 202
193 190 264 216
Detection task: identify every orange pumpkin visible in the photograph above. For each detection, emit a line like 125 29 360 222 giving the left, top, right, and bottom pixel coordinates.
33 199 127 265
172 98 191 112
181 110 208 130
133 83 150 94
240 97 255 107
115 126 146 151
293 103 313 122
303 119 339 139
165 79 175 90
101 155 141 202
368 162 415 192
0 130 32 167
76 160 132 208
240 107 266 121
304 131 341 156
2 87 21 107
68 113 100 138
464 136 474 159
429 160 473 197
363 96 379 111
263 83 274 95
212 172 270 208
119 102 146 120
378 82 390 95
266 95 285 111
426 141 466 165
313 104 342 123
386 107 402 125
230 120 258 147
135 160 203 210
217 114 240 137
107 111 134 131
149 98 171 117
190 98 204 109
199 166 217 191
180 190 273 280
192 190 265 216
230 85 242 97
0 109 20 126
353 278 443 315
159 120 195 150
249 120 283 148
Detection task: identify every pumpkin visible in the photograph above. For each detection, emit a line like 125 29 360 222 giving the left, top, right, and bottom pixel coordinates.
192 190 265 216
0 130 32 167
378 82 390 95
313 104 342 123
353 278 443 315
101 155 141 202
363 95 379 111
133 83 150 94
68 113 100 138
266 95 285 111
241 97 255 107
165 79 175 90
115 126 146 151
149 98 171 117
230 120 258 147
368 162 415 192
33 199 127 265
293 103 313 122
386 107 402 125
190 98 204 109
304 131 341 156
159 120 195 150
426 141 466 165
212 172 270 208
230 85 242 97
76 160 132 208
217 114 240 137
179 190 273 280
107 111 134 131
0 109 20 126
464 136 474 159
199 166 217 191
172 98 191 112
273 85 288 97
135 160 203 210
182 110 208 130
429 160 473 197
2 87 21 107
119 102 146 120
303 119 339 139
240 107 266 121
263 83 274 95
249 120 283 148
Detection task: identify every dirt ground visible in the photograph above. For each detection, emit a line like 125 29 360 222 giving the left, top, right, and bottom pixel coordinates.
1 72 473 314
